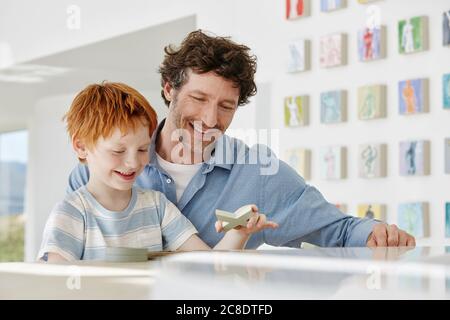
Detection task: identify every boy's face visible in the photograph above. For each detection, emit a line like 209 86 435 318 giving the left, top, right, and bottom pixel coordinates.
163 70 240 159
81 123 151 191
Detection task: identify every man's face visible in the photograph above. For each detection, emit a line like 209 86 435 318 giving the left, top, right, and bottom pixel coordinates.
83 123 151 191
163 70 240 160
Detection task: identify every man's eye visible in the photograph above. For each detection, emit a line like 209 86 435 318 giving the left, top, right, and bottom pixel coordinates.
221 105 234 111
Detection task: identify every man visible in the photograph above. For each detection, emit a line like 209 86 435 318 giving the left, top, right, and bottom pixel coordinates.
68 30 415 248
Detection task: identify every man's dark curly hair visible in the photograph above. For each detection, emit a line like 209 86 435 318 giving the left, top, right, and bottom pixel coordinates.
158 30 257 107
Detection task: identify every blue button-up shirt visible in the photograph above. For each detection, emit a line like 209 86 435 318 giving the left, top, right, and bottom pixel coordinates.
68 120 379 248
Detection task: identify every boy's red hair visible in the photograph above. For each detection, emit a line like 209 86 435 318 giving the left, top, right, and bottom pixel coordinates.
64 82 158 161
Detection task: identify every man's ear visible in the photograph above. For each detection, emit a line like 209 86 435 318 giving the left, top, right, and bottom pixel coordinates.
163 82 173 102
72 138 88 161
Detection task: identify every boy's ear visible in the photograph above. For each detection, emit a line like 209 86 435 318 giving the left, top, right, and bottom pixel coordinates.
72 138 88 161
163 82 173 102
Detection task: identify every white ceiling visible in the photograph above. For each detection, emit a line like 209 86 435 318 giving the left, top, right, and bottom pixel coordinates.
0 15 196 132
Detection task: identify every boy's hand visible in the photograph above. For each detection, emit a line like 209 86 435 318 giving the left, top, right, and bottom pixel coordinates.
215 205 279 235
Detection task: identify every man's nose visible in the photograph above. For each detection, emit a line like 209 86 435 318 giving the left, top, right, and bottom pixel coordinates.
201 103 218 129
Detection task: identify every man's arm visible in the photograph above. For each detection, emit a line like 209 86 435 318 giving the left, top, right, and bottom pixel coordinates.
260 160 379 248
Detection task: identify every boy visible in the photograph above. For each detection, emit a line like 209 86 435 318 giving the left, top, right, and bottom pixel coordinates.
37 82 278 262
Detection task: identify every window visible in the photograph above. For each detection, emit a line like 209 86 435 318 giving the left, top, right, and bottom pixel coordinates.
0 130 27 261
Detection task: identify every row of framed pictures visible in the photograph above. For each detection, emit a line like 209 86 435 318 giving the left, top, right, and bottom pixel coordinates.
286 0 385 19
284 73 450 127
331 202 450 239
284 0 450 241
287 12 449 71
284 138 450 180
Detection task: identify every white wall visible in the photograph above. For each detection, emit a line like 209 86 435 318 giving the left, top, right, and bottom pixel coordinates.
5 0 448 259
25 95 77 260
198 0 450 247
0 0 239 65
261 0 450 246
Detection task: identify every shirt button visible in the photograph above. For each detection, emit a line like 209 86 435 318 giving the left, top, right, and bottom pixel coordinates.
166 178 172 184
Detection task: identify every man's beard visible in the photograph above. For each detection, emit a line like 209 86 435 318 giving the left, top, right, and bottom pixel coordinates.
169 99 224 163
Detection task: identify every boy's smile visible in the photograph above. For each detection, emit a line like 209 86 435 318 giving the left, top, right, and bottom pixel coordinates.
81 123 151 198
114 170 137 181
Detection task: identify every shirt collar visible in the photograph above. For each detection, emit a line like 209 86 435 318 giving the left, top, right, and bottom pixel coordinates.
148 119 164 168
203 134 234 173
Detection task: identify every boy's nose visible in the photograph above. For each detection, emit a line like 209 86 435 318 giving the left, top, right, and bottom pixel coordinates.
124 153 139 168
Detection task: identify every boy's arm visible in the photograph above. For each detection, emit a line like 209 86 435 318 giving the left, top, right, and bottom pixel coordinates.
212 229 250 250
43 252 68 263
158 192 277 251
176 230 250 251
177 206 278 251
37 200 85 262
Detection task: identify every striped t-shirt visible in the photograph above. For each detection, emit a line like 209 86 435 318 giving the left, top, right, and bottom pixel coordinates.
37 186 198 261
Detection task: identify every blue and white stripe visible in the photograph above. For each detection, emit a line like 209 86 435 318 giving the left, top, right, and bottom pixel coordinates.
38 186 197 261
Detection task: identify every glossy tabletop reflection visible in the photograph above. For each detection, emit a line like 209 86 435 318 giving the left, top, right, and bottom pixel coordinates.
151 246 450 300
0 246 449 299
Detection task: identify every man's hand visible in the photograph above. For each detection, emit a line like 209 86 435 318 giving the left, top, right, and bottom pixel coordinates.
366 223 416 247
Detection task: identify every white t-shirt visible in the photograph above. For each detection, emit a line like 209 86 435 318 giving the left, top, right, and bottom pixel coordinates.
156 153 203 202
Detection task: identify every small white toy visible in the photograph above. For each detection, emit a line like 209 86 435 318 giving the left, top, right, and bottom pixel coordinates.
215 205 254 232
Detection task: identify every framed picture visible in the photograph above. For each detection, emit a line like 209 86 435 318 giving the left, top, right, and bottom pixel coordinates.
320 146 347 180
321 0 346 12
287 39 310 73
399 140 430 176
320 90 347 124
357 204 386 221
284 95 309 127
357 26 386 62
445 138 450 174
320 33 347 68
398 78 429 115
443 10 450 46
444 73 450 109
357 84 386 120
284 148 311 180
398 16 428 54
357 0 382 3
398 202 429 238
286 0 310 20
358 143 387 178
446 203 450 238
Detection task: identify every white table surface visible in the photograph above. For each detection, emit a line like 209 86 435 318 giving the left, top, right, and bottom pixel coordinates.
1 246 449 299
